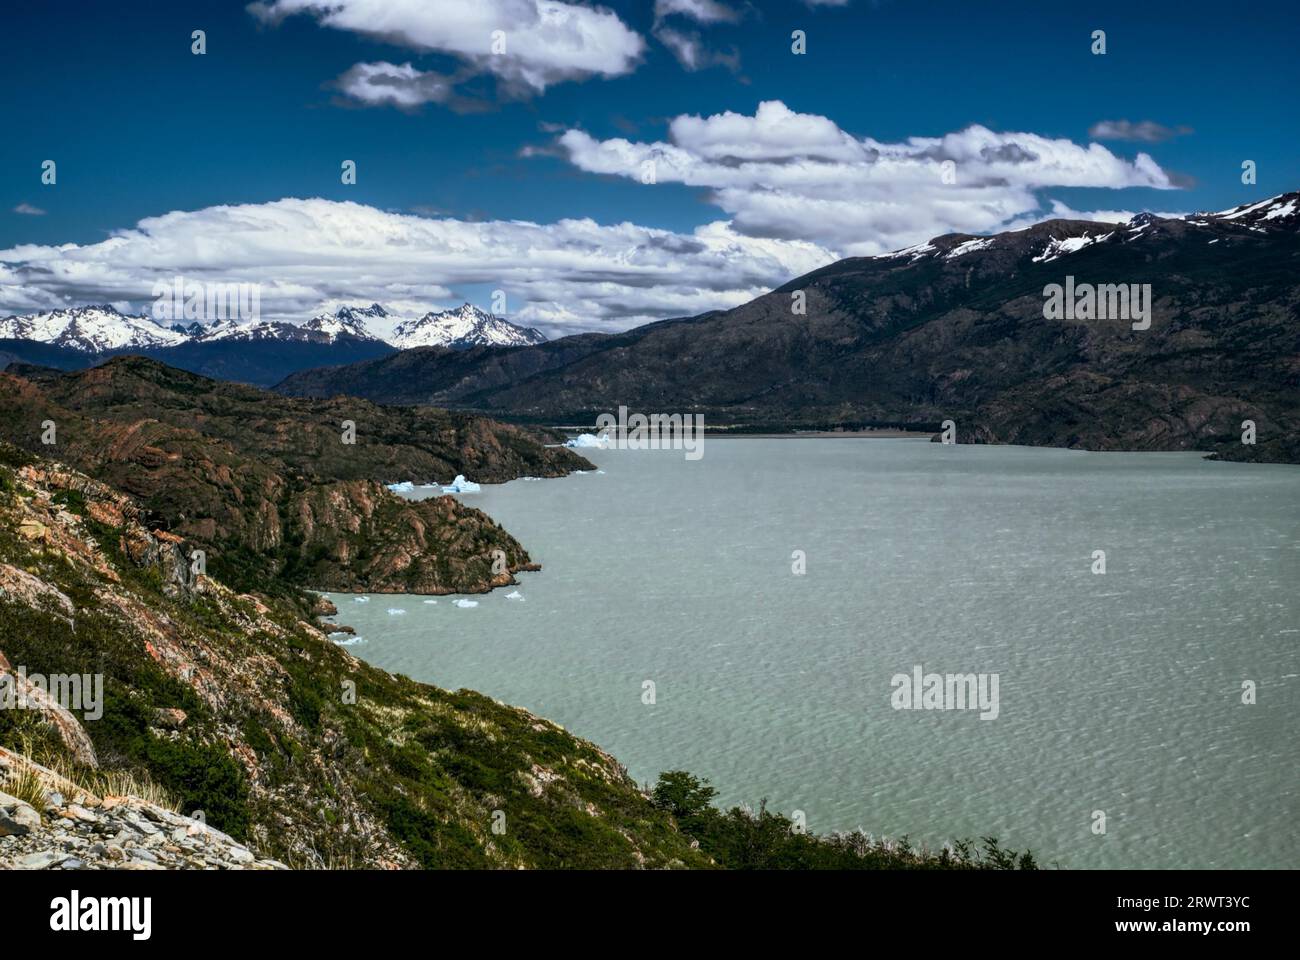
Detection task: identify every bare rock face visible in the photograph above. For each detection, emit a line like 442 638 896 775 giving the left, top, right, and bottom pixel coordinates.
0 562 75 621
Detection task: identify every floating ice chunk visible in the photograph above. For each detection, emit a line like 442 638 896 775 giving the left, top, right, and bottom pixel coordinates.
386 481 415 493
565 433 610 449
454 598 479 608
387 608 406 616
354 596 370 603
443 475 481 493
422 599 438 605
505 591 524 601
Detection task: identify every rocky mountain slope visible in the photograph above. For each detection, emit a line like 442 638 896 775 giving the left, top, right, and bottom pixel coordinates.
0 358 593 599
0 444 706 867
276 193 1300 463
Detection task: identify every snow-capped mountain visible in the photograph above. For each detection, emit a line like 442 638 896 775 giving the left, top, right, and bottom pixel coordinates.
196 304 390 345
0 305 188 353
391 303 546 350
335 302 389 327
882 190 1300 266
304 303 390 342
1193 193 1300 228
0 299 544 355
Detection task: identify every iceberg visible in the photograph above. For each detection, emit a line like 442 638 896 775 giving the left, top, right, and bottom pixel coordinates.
422 599 438 605
565 433 610 449
386 608 406 616
386 481 415 493
354 596 370 603
442 475 481 493
505 591 525 601
454 598 479 608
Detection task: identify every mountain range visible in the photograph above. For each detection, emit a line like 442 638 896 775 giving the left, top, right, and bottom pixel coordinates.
0 303 545 387
276 192 1300 464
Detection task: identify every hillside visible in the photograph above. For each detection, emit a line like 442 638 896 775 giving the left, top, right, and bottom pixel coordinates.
0 358 594 599
276 195 1300 464
0 443 707 867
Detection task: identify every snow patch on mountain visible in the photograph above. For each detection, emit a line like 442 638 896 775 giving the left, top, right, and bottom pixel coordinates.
944 238 995 259
1031 232 1112 264
1206 193 1299 225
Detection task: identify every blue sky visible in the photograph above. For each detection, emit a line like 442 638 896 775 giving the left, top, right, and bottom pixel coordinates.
2 0 1297 333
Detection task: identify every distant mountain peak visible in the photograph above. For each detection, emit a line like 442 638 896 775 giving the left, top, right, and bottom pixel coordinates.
1203 192 1299 226
0 304 187 352
392 303 547 350
336 302 388 320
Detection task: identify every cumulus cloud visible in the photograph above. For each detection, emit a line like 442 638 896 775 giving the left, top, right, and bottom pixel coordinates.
1088 119 1193 143
250 0 644 105
557 100 1181 255
0 198 833 335
13 204 46 216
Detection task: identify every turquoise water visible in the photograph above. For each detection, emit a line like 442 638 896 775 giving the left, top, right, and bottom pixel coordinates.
326 439 1300 868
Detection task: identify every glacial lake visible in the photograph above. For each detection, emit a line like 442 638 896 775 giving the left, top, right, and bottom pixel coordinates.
325 439 1300 869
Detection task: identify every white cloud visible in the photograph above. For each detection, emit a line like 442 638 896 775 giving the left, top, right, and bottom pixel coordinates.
652 0 742 72
250 0 644 103
556 100 1181 255
13 204 46 216
334 61 464 109
653 26 740 72
0 198 833 336
654 0 741 23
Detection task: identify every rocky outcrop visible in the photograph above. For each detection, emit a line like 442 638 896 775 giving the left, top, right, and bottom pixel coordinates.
0 781 286 870
0 651 97 767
